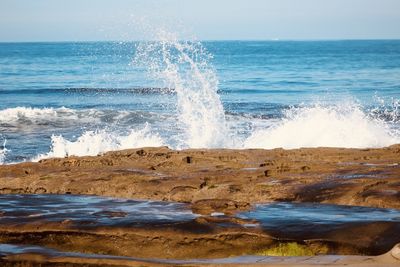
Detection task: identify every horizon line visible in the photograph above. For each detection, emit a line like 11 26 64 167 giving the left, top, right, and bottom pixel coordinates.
1 38 400 44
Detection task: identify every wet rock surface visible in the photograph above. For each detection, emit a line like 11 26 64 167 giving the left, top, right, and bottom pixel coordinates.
0 146 400 265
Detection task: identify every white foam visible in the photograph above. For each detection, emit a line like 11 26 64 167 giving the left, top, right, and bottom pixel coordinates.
244 104 400 149
34 124 164 161
134 30 229 148
0 107 80 124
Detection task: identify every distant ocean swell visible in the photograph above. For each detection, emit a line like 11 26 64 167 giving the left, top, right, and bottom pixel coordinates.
0 87 331 96
0 87 175 95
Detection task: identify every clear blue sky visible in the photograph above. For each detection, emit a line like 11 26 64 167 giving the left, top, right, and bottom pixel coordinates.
1 0 400 41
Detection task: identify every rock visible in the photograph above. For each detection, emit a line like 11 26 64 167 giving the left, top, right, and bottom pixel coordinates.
391 243 400 260
0 146 399 208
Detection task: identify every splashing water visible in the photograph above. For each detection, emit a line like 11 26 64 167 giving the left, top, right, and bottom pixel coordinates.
244 103 400 149
29 101 399 162
0 139 8 165
370 95 400 124
134 30 228 148
35 124 164 161
132 30 399 150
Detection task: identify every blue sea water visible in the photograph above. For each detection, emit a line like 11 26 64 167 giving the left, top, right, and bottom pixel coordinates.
0 40 400 163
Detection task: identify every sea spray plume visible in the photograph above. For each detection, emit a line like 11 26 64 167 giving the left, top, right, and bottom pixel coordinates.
34 124 164 161
244 103 400 149
133 30 228 148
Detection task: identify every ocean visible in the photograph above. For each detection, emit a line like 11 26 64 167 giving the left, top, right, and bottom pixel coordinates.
0 39 399 164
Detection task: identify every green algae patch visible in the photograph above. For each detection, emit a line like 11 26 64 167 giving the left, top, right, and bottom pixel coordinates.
256 242 328 257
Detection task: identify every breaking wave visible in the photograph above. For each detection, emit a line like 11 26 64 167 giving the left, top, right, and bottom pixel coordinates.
244 103 400 149
28 101 400 163
34 124 164 161
2 101 399 164
0 106 169 129
0 107 94 127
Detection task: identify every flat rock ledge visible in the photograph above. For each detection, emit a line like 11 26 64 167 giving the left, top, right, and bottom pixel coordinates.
1 145 399 209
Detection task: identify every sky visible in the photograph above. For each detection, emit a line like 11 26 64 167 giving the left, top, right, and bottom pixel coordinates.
0 0 400 41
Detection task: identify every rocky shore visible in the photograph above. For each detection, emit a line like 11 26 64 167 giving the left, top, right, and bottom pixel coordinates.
0 145 399 266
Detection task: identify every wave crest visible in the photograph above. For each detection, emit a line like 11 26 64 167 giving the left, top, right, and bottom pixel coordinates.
0 107 90 126
0 107 169 129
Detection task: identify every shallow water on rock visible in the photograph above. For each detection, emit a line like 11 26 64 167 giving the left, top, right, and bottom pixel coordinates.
238 202 400 233
0 194 197 227
2 195 400 230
